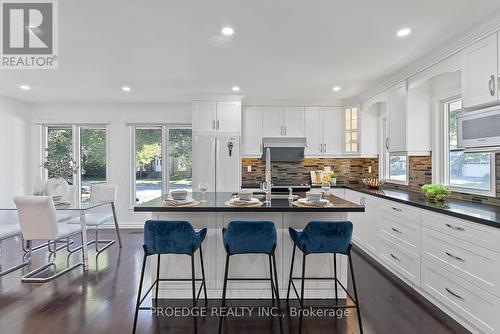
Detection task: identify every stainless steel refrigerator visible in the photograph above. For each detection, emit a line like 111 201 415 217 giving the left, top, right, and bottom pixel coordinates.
192 133 241 193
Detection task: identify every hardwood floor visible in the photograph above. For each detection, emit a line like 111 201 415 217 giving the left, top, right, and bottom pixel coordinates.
0 230 470 334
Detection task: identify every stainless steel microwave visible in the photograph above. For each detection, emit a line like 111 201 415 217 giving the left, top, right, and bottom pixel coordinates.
458 105 500 150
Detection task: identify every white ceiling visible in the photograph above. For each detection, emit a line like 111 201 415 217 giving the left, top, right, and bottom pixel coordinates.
1 0 500 104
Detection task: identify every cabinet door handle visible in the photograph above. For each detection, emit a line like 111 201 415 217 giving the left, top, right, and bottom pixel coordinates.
392 207 402 212
391 227 402 234
216 120 220 130
489 75 496 96
280 126 283 136
390 253 401 261
445 251 465 262
324 143 327 153
445 223 465 231
445 287 465 301
385 137 389 150
284 126 287 136
212 120 216 129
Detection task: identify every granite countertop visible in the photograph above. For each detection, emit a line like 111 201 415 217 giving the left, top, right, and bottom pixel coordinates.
340 184 500 228
134 192 364 213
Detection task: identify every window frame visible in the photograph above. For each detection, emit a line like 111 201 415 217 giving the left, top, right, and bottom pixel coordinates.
41 124 109 204
443 97 496 197
387 152 409 185
343 105 360 154
129 124 192 207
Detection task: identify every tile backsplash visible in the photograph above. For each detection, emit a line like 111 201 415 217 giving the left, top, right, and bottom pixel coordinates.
242 157 379 187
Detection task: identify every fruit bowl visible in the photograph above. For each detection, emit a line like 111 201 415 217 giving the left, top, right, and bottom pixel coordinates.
421 184 450 201
362 178 385 189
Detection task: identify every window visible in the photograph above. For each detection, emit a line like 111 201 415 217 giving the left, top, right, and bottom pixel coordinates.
388 153 407 182
444 98 495 195
80 127 107 202
132 125 192 204
43 125 108 203
344 106 359 152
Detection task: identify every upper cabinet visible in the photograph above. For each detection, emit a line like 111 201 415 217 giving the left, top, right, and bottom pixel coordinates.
387 82 408 152
262 106 304 137
283 106 305 136
242 106 263 157
304 106 342 157
262 106 284 136
462 32 499 108
192 100 241 133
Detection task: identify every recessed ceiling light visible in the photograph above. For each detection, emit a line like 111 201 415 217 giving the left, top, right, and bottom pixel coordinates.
121 86 131 92
396 28 411 38
232 86 240 92
332 86 341 92
20 84 31 90
221 27 234 36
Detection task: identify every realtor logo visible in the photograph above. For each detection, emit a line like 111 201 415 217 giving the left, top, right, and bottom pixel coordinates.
1 0 58 69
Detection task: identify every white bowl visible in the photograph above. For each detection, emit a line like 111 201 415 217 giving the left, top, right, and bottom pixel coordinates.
171 189 188 201
306 191 323 202
238 190 253 201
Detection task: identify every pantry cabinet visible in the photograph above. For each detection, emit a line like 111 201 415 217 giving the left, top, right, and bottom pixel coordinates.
462 32 499 108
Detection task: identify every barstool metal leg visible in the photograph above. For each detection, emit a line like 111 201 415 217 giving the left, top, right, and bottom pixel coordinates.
268 254 275 306
348 252 363 334
298 253 307 334
286 244 296 304
155 254 161 303
199 247 208 307
133 252 147 334
333 253 338 305
218 253 230 334
191 253 197 334
271 250 284 334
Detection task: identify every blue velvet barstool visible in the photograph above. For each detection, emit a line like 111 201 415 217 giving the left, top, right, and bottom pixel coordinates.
132 220 208 334
286 221 363 334
218 221 283 334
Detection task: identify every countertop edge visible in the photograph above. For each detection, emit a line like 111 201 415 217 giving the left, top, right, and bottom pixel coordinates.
338 185 500 228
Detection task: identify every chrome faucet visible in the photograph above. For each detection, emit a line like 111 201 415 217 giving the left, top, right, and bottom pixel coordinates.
288 187 294 201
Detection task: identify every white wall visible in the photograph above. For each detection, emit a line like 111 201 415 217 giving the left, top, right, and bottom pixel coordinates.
30 103 191 227
0 95 30 207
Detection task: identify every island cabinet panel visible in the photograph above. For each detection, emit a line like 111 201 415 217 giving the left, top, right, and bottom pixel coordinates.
283 212 348 299
345 190 366 245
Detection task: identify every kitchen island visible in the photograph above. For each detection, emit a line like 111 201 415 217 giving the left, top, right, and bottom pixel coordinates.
134 192 364 299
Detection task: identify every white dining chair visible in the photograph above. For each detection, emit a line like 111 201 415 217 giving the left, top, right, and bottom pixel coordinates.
68 184 122 254
14 196 84 283
0 224 30 276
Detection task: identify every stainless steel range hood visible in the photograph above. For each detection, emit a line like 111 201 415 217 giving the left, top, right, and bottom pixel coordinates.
262 137 307 162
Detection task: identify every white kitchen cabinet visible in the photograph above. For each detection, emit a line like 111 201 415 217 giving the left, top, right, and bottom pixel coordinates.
192 100 241 133
192 101 216 132
345 190 366 245
262 106 304 137
242 106 263 157
462 32 499 108
262 106 283 136
304 106 342 157
216 101 241 133
283 106 304 136
387 82 407 152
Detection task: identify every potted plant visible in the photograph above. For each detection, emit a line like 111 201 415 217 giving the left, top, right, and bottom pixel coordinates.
329 172 338 186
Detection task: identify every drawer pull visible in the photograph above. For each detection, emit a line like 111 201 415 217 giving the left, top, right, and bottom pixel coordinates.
445 251 465 262
392 207 402 212
391 227 403 234
445 224 465 231
390 253 401 261
445 287 465 301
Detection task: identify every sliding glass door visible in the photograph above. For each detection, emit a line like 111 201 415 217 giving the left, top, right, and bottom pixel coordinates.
132 125 192 204
43 125 108 203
